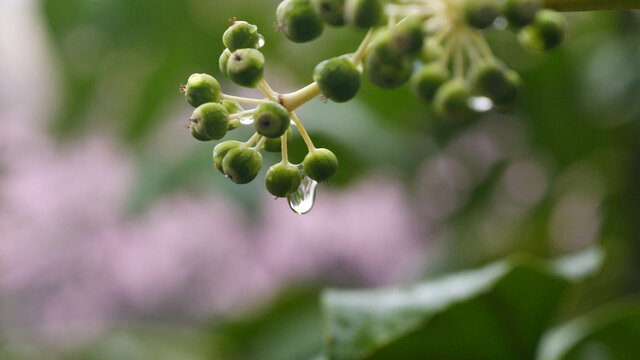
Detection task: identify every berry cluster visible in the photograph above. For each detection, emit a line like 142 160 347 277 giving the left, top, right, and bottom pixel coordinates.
179 0 567 213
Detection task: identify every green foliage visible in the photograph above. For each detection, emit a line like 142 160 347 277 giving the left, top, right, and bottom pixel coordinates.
321 249 603 360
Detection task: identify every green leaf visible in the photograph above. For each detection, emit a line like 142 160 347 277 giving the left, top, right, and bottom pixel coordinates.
538 298 640 360
321 248 604 360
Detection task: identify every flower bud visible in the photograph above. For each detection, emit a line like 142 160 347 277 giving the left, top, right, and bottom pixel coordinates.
463 0 499 29
503 0 542 28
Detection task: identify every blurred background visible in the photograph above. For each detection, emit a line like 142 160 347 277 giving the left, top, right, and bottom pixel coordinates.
1 0 640 358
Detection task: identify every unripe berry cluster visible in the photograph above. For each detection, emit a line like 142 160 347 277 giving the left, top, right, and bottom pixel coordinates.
179 0 567 213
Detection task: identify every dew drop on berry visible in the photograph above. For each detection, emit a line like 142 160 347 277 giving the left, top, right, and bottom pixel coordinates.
257 34 265 49
493 16 508 30
240 116 255 125
469 96 493 112
287 170 318 215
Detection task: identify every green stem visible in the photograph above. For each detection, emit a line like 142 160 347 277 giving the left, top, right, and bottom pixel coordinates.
544 0 640 11
280 82 321 111
290 112 316 151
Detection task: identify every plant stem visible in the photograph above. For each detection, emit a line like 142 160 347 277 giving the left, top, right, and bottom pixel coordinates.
290 112 316 152
245 132 261 146
280 82 321 111
543 0 640 11
351 28 376 64
281 133 289 164
222 94 266 105
257 78 279 102
254 136 267 151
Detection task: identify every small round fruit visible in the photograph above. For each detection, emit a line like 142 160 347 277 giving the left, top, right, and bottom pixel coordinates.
463 0 499 29
390 17 424 56
189 103 229 141
223 21 261 52
344 0 383 28
314 56 361 103
433 79 478 122
213 140 243 174
222 146 263 184
265 162 303 197
253 102 290 138
364 51 413 89
312 0 346 26
518 10 566 51
411 63 449 102
184 73 222 107
219 49 231 76
264 128 293 152
227 48 265 88
503 0 542 28
470 61 514 103
277 0 325 43
496 69 522 105
302 148 338 182
421 39 444 63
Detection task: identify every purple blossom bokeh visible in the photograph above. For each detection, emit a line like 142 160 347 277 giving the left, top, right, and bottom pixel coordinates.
0 2 426 347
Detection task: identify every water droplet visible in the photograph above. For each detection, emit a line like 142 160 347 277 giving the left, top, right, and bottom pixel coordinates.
257 35 265 49
493 17 508 30
290 119 296 126
469 96 493 112
240 116 254 125
287 175 318 215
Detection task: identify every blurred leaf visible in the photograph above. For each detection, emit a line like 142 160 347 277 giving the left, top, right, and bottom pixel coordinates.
210 288 324 360
61 324 210 360
321 248 603 360
538 298 640 360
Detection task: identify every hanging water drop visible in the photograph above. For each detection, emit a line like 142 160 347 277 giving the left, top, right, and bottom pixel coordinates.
287 175 318 215
469 96 493 112
240 116 254 125
257 35 265 49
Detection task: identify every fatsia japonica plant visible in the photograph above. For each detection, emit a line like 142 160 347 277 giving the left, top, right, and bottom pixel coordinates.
179 0 638 214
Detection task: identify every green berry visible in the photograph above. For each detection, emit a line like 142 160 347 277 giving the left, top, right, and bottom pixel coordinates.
312 0 346 26
219 49 231 77
314 56 361 103
277 0 325 43
222 100 244 130
189 103 229 141
222 146 263 184
302 148 338 182
223 21 261 52
497 69 522 106
344 0 382 28
264 128 293 152
184 73 222 108
470 61 515 104
463 0 499 29
253 102 291 138
227 48 265 88
390 17 424 56
265 162 303 197
411 63 449 102
503 0 542 28
421 39 444 63
213 140 243 174
433 79 478 122
364 51 413 89
518 10 566 51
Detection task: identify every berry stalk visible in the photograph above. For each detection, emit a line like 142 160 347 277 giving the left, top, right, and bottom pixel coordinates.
544 0 640 11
